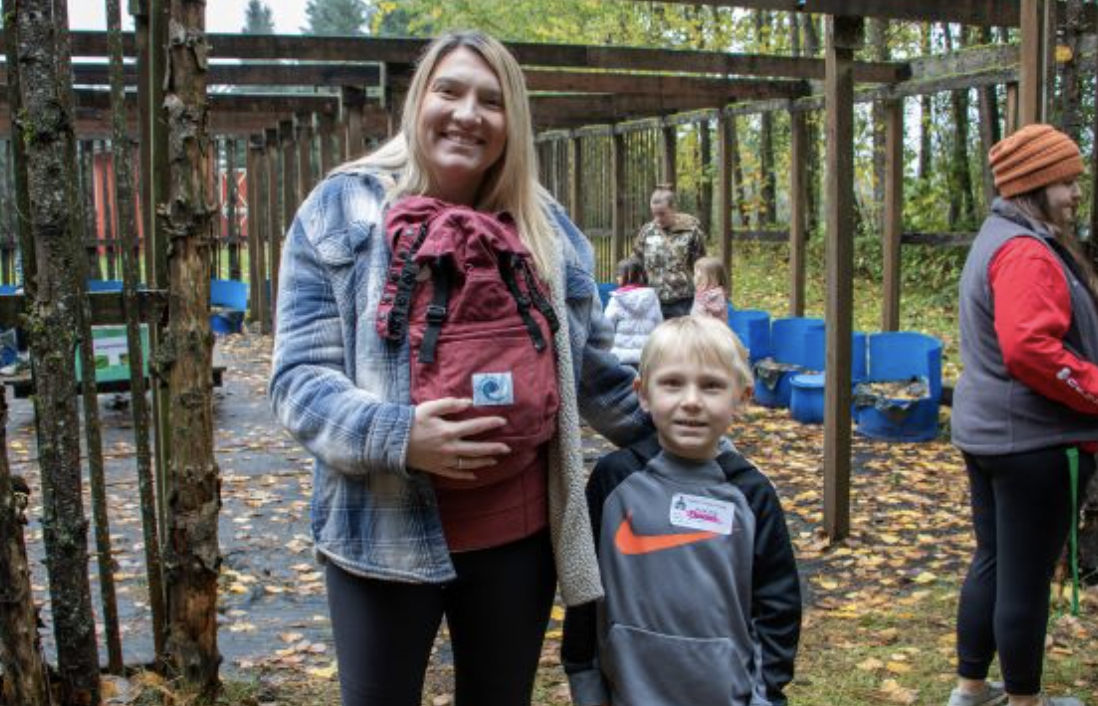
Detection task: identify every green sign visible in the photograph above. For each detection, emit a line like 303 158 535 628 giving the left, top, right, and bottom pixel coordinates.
75 325 150 384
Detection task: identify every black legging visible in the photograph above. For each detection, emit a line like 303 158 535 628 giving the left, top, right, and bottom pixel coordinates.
325 530 557 706
956 446 1096 695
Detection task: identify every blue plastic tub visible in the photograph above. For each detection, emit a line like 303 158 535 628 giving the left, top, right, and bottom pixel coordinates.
730 309 771 362
855 332 943 442
752 317 823 408
803 327 868 380
210 279 249 335
790 373 826 424
87 279 124 293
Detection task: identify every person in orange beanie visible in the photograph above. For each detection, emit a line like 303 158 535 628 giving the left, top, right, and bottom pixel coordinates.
949 123 1098 706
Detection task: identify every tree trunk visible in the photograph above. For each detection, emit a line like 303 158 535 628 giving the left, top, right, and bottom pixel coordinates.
755 11 776 225
975 27 1002 210
1059 0 1085 143
107 0 167 666
869 19 889 233
0 386 50 706
919 24 934 181
728 115 747 229
13 0 102 703
802 14 822 235
161 0 223 700
944 24 976 229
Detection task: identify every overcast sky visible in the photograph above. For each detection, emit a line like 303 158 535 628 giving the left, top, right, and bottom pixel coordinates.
67 0 311 34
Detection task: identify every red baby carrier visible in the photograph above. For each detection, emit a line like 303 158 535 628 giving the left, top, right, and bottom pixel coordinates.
377 196 561 489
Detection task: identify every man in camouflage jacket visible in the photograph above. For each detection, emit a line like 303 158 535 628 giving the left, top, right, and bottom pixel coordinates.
632 187 708 319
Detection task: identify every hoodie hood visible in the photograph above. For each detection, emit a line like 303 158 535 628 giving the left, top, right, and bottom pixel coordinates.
611 286 661 316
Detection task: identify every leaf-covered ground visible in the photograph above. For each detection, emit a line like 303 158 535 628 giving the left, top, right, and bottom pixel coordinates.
7 331 1096 706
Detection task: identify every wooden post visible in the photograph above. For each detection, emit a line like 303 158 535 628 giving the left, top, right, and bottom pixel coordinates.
267 127 283 319
245 136 260 323
341 86 366 161
280 118 298 249
1020 0 1047 126
699 120 713 238
248 135 270 333
611 129 627 264
227 138 241 281
882 99 904 332
718 112 733 278
569 135 583 227
789 110 807 317
660 124 677 190
823 15 862 543
295 113 313 204
318 110 336 176
1005 82 1020 136
82 142 100 277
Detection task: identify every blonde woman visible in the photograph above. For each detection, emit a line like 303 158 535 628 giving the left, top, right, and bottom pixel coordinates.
269 31 650 706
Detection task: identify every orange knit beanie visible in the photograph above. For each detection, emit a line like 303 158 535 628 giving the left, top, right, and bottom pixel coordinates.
989 124 1084 198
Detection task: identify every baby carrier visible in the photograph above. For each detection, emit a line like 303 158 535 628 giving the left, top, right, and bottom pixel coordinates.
376 196 560 488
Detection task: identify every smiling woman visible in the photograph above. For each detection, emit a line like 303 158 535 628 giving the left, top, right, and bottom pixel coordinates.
269 29 652 706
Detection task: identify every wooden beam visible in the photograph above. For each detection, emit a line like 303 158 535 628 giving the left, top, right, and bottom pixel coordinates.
341 86 366 160
295 114 313 204
611 130 627 265
660 124 677 190
623 0 1093 27
1020 0 1048 125
55 31 906 83
318 110 336 176
265 127 282 320
1 61 382 88
823 15 861 543
569 135 583 228
882 99 903 332
0 290 167 330
717 113 733 274
522 69 808 99
789 110 807 317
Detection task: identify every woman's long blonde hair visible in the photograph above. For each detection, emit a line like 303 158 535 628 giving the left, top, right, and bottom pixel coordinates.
336 30 559 279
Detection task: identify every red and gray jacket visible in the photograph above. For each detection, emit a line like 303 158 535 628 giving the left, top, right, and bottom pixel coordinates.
562 436 801 706
953 198 1098 455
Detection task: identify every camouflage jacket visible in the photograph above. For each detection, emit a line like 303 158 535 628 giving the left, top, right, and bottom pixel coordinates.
632 213 707 303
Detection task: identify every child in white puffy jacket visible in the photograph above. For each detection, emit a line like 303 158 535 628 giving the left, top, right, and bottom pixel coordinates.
605 257 663 366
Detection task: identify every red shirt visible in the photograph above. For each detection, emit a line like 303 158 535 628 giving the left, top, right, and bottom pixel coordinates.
988 238 1098 451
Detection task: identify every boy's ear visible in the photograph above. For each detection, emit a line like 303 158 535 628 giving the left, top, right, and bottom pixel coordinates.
633 377 650 412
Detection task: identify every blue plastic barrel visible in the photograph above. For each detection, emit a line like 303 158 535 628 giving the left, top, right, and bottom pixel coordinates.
803 328 868 380
854 332 944 442
87 279 124 293
729 309 771 362
790 373 826 424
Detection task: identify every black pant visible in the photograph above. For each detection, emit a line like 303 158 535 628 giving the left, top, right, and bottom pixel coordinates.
956 446 1096 695
325 531 557 706
660 296 694 320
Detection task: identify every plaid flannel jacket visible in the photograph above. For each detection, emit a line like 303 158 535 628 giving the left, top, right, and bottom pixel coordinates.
269 168 651 591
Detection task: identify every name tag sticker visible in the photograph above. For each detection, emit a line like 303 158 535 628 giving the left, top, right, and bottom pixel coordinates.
669 494 735 535
472 372 514 406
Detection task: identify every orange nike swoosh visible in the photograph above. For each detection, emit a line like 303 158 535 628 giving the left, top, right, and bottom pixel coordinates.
614 512 718 555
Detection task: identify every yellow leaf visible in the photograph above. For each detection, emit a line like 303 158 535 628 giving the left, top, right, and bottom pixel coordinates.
886 661 912 674
815 579 838 590
857 657 884 671
307 664 338 680
550 606 566 622
913 571 937 584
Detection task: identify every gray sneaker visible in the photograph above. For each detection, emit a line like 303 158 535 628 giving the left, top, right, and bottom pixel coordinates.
1037 697 1086 706
947 683 1007 706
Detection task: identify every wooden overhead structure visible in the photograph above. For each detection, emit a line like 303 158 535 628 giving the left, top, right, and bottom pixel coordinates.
0 0 1075 548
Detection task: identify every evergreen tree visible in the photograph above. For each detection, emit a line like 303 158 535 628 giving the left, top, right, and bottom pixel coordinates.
242 0 275 34
304 0 371 36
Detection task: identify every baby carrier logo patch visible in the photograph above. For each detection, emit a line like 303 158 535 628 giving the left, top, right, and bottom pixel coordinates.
472 372 514 406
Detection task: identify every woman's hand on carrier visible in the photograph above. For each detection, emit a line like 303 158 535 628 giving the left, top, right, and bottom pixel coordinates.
406 398 511 480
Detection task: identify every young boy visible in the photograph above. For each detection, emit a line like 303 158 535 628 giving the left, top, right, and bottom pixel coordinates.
562 316 802 706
